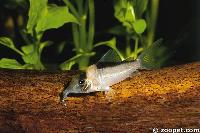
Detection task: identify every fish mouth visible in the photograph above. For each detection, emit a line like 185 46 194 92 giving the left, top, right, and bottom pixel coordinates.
60 89 70 102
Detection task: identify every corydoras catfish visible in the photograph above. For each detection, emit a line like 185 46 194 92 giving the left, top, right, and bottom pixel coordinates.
61 39 169 102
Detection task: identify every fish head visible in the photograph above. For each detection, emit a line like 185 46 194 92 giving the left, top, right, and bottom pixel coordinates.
61 72 95 101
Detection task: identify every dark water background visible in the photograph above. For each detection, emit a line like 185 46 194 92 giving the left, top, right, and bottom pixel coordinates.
0 0 199 68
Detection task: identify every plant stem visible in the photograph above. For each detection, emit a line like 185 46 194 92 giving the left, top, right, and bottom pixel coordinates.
72 24 79 50
94 41 124 61
80 16 87 50
125 36 131 57
63 0 80 49
77 0 87 51
146 0 159 47
63 0 79 18
130 37 139 60
88 0 95 51
114 47 125 61
66 0 95 69
15 49 24 56
35 42 45 70
76 0 90 69
78 56 90 70
133 37 138 60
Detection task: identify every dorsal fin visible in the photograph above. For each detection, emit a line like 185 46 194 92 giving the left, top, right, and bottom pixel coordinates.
97 49 122 64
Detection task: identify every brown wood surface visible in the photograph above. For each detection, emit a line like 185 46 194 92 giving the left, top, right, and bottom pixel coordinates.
0 62 200 133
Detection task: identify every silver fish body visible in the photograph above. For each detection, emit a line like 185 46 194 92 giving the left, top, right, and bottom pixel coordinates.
61 59 142 101
97 60 141 90
61 38 171 101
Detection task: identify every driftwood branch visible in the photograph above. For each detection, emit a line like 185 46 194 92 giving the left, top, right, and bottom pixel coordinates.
0 62 200 132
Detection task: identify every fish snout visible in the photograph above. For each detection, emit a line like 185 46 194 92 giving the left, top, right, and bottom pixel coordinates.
61 89 70 102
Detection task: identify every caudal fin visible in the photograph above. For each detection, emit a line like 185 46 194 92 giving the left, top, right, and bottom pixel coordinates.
138 39 171 69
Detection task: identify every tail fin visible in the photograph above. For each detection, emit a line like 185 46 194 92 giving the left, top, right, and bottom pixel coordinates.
138 39 171 69
138 24 190 70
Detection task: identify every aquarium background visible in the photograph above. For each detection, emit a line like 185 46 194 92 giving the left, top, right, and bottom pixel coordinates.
0 0 199 70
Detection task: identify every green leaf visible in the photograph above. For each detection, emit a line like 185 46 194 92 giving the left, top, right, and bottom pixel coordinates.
132 19 146 34
0 37 24 55
114 0 147 34
60 51 95 70
21 44 34 54
107 25 127 36
36 4 79 33
21 41 50 69
23 64 35 69
94 38 117 50
132 0 148 18
94 38 125 61
124 2 135 23
22 47 38 65
56 41 66 54
21 44 45 70
60 54 82 70
105 37 117 50
27 0 78 36
114 0 136 30
0 37 16 49
0 58 24 69
27 0 47 35
39 41 52 54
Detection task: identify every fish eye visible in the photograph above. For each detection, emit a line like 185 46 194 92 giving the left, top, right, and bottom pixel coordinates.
78 72 86 87
79 79 85 86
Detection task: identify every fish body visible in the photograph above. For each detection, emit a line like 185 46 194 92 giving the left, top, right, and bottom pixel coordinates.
98 60 141 89
61 59 142 101
61 35 186 101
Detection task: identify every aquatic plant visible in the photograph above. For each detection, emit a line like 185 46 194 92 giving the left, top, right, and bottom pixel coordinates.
0 0 78 69
0 0 160 70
